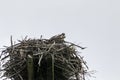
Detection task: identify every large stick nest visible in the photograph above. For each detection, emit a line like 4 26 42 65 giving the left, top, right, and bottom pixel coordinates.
0 33 88 80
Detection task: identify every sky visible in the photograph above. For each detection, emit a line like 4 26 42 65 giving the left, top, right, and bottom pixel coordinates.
0 0 120 80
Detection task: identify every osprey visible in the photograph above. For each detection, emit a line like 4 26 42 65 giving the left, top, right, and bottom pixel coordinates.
49 33 65 43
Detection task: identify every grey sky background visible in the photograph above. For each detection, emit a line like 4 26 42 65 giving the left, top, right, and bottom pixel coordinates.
0 0 120 80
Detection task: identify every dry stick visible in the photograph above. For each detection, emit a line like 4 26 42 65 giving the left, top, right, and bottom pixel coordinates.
1 55 10 60
4 60 24 71
47 41 55 52
13 68 23 80
4 65 26 79
83 71 85 80
38 53 43 66
10 36 13 58
10 36 15 59
37 47 42 66
75 73 80 80
10 36 13 48
65 41 87 50
78 55 89 69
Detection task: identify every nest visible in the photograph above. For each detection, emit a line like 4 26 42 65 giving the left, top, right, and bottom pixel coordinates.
0 33 88 80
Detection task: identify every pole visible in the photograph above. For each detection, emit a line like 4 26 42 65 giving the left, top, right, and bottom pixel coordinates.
27 54 34 80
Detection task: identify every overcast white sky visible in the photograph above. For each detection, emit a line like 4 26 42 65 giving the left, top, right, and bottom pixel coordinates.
0 0 120 80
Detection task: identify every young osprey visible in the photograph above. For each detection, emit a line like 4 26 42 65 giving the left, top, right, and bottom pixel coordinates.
49 33 65 43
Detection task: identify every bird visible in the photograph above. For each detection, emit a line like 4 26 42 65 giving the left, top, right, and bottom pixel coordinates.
49 33 66 43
